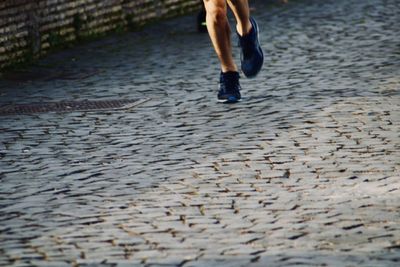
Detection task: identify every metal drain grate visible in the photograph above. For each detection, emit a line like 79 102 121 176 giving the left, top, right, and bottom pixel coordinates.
0 99 149 116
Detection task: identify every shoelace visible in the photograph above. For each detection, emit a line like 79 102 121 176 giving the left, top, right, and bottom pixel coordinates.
220 74 240 93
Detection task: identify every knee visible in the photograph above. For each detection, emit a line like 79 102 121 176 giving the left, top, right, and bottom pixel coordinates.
204 1 227 24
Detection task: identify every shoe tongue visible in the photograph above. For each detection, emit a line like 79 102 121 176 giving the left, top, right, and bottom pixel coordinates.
221 71 239 79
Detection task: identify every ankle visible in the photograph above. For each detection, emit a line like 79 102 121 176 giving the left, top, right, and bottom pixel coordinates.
221 65 238 73
236 19 252 37
220 71 240 81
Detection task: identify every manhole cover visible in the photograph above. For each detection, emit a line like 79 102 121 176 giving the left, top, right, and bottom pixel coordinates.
0 99 149 116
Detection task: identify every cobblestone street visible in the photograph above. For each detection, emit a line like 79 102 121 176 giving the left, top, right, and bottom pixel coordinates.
1 0 399 266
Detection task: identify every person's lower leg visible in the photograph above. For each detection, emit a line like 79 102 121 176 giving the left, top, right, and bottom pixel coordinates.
203 0 237 73
227 0 251 36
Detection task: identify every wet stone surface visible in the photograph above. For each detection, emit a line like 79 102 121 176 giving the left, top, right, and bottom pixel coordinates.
0 0 399 266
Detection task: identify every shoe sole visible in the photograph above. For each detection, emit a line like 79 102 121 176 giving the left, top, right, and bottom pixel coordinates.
217 98 242 104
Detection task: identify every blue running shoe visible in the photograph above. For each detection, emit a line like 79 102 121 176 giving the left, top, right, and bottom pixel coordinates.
218 71 242 103
238 17 264 78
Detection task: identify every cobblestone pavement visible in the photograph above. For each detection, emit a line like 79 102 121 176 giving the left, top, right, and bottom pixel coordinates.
1 0 400 266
